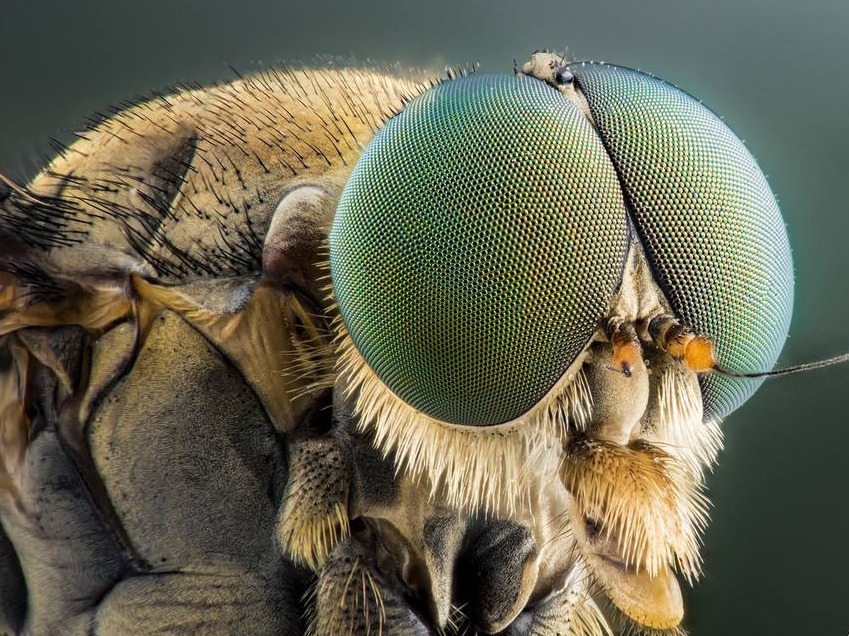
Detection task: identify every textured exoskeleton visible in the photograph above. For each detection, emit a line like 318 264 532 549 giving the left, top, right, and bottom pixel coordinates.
0 51 793 636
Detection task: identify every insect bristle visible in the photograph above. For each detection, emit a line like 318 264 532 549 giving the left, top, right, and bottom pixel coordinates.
334 322 594 518
561 436 708 582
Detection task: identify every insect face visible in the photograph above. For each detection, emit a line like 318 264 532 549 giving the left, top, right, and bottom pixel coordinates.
329 54 793 630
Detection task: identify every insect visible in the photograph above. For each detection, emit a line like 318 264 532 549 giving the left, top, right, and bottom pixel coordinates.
0 50 842 635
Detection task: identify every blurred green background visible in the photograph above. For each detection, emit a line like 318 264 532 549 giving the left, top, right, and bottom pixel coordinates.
2 1 847 634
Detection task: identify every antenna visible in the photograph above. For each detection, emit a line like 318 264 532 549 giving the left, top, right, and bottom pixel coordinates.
712 352 849 378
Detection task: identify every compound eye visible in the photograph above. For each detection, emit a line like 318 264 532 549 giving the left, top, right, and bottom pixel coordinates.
569 62 794 421
330 74 629 426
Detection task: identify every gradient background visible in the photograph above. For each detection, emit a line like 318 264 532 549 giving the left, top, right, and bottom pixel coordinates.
2 1 848 634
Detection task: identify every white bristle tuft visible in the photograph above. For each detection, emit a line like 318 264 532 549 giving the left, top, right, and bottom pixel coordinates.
334 322 592 517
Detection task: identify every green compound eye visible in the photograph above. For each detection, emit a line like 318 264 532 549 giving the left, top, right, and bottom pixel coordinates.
568 62 793 421
330 74 629 426
330 65 794 428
